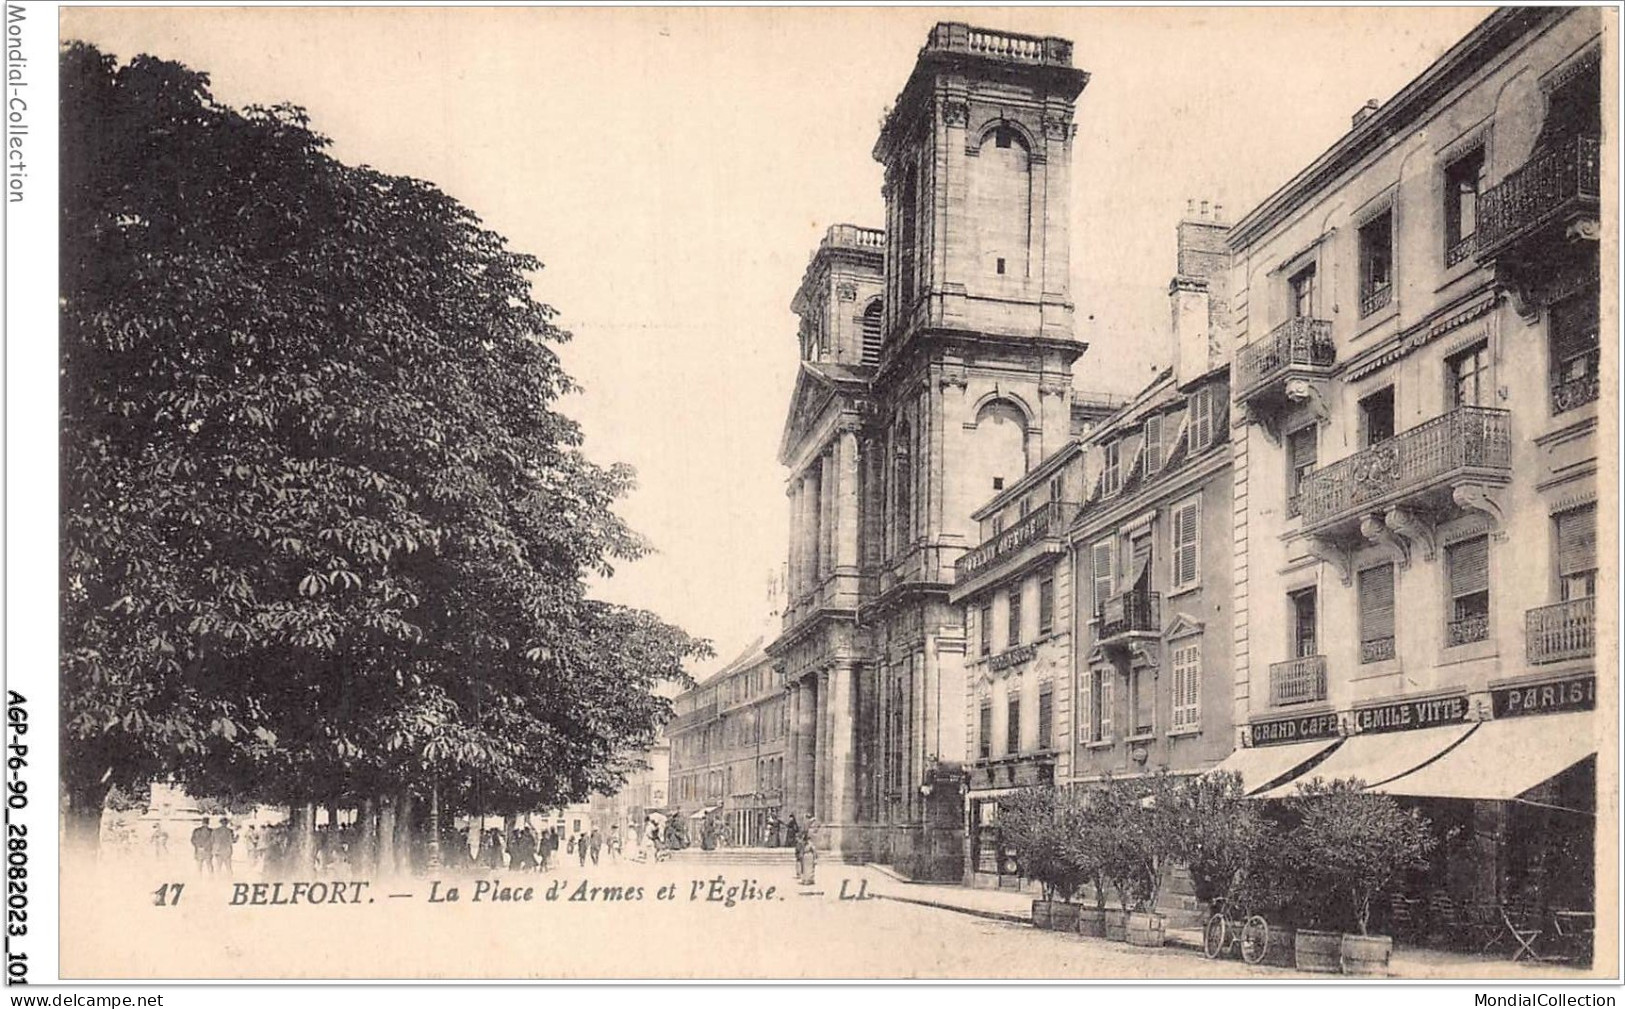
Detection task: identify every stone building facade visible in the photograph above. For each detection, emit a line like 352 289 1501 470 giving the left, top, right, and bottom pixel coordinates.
770 24 1092 879
1216 6 1602 913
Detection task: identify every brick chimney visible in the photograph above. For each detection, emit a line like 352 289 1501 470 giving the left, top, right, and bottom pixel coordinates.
1352 99 1381 129
1170 200 1232 387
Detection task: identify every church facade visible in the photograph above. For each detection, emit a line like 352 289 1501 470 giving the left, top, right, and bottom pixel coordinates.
768 24 1092 880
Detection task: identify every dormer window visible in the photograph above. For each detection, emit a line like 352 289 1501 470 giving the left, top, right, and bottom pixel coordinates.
1102 441 1121 497
1190 387 1215 452
1145 414 1164 473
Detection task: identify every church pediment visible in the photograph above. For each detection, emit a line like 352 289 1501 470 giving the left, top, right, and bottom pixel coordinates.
778 362 869 465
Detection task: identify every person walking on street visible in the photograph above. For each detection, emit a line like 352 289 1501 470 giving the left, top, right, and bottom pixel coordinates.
575 832 588 868
212 818 238 877
796 821 818 886
150 822 169 861
588 829 602 866
191 818 214 874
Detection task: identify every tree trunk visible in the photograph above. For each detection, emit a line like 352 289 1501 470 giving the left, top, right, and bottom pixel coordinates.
358 797 378 875
62 783 107 863
377 794 398 877
325 800 340 832
289 803 316 874
427 783 441 872
503 812 516 861
393 788 414 876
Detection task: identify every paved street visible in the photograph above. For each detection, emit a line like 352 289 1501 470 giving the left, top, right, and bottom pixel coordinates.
60 855 1592 981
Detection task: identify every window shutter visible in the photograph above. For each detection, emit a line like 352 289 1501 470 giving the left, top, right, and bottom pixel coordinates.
1448 537 1490 598
1171 499 1200 588
1145 415 1163 472
979 703 992 758
1099 676 1114 740
1038 689 1054 750
1191 390 1213 450
1092 541 1114 609
1557 507 1597 577
1081 673 1094 741
1359 564 1396 641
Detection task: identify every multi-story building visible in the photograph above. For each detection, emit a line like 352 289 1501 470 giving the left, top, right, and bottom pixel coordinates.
952 206 1238 890
1219 7 1602 911
770 24 1092 880
666 637 790 845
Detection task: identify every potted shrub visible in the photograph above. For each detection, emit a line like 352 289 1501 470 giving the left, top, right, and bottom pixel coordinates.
1287 778 1437 976
1175 771 1289 964
1058 788 1109 938
1094 773 1179 947
999 787 1087 931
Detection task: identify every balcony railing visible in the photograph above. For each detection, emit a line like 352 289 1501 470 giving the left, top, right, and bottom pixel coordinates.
955 501 1078 581
1552 361 1600 414
823 224 885 251
1296 406 1511 531
1097 589 1160 642
1236 318 1336 399
1359 283 1393 318
924 23 1074 66
1447 614 1490 647
1477 136 1601 258
1360 636 1396 664
1527 597 1595 665
1270 655 1328 707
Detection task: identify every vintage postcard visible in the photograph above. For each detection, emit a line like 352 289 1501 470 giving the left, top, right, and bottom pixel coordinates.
11 2 1620 985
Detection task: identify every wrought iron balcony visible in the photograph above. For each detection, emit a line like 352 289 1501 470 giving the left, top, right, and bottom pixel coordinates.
1477 136 1601 262
1270 655 1327 707
1447 614 1490 647
1096 589 1160 647
952 501 1078 599
1296 406 1511 536
1527 597 1595 665
1552 361 1600 415
1360 636 1396 664
1235 318 1336 417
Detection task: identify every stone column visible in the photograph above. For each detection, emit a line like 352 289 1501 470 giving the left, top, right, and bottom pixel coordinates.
784 682 801 819
821 450 836 581
836 429 860 573
795 678 817 821
814 669 831 823
827 662 857 837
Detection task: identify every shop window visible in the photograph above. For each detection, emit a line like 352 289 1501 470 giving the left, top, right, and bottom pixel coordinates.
1359 211 1394 317
1444 148 1484 265
1360 386 1396 447
1171 640 1201 731
1446 535 1491 646
1556 506 1597 600
1359 563 1397 663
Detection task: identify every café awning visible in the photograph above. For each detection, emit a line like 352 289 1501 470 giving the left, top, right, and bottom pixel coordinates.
1369 712 1596 802
1205 737 1342 796
1252 723 1475 799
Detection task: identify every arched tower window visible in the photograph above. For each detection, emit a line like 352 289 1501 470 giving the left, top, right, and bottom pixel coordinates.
971 124 1033 279
861 300 884 365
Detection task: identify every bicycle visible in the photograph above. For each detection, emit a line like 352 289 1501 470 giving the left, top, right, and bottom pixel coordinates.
1203 896 1272 965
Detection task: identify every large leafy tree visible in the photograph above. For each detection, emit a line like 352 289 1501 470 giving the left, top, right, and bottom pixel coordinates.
59 43 706 854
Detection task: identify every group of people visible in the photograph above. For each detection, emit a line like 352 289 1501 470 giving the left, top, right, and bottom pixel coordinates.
187 816 240 875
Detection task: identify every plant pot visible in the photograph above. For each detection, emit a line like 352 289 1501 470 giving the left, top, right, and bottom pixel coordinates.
1126 910 1166 947
1031 900 1055 930
1261 926 1296 968
1293 929 1343 973
1075 908 1107 938
1340 933 1393 976
1103 909 1129 942
1052 903 1082 932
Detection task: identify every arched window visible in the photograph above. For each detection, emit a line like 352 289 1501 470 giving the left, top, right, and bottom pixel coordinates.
972 124 1032 279
861 300 884 364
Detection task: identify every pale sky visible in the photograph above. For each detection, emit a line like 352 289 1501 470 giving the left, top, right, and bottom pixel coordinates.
61 5 1495 675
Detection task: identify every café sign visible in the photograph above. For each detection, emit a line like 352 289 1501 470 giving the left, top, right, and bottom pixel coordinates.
1492 674 1595 718
1250 712 1340 746
1353 695 1468 734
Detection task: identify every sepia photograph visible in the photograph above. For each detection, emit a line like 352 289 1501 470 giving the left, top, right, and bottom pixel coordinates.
27 2 1619 984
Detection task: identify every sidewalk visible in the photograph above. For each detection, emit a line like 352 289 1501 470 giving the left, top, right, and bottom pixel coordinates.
858 864 1596 980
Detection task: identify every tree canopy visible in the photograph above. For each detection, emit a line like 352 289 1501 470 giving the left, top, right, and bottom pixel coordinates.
59 41 708 841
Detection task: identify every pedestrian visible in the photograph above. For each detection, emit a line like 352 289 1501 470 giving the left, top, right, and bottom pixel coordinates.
212 818 238 877
575 832 588 868
608 824 622 863
785 814 800 852
191 817 214 874
150 822 169 861
588 828 602 866
796 821 818 886
511 827 536 872
244 825 263 874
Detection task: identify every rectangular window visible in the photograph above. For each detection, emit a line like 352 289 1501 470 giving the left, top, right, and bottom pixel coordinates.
1556 506 1597 601
1171 641 1201 731
1359 211 1394 317
1289 263 1317 319
1446 535 1491 645
1091 541 1114 616
1130 667 1154 736
978 701 992 760
1049 475 1063 503
1286 425 1318 517
1145 415 1164 474
1190 387 1215 452
1006 694 1021 755
1102 441 1121 496
1358 563 1397 663
1291 587 1318 658
1128 532 1153 593
1444 148 1485 264
1088 668 1113 743
991 515 1005 537
1549 289 1600 414
1038 575 1055 635
1038 687 1054 751
1007 587 1022 647
1449 342 1490 408
979 600 993 656
1360 386 1396 447
1171 496 1201 591
1019 497 1032 519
